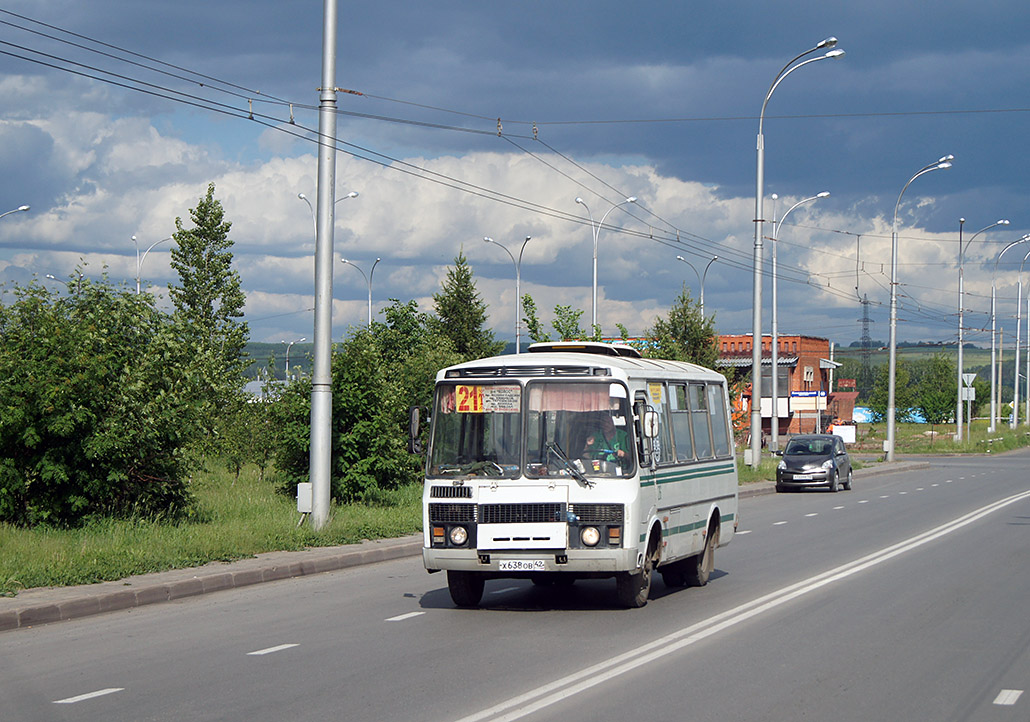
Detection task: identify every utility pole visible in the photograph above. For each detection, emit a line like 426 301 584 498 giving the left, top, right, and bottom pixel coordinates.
308 0 339 530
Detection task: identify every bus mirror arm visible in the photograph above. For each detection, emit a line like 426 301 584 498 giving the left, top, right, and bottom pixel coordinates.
546 442 594 488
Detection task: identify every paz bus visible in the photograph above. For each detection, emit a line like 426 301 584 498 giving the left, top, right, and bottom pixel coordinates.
411 341 738 608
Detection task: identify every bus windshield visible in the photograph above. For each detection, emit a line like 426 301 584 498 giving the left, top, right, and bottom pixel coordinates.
426 380 634 480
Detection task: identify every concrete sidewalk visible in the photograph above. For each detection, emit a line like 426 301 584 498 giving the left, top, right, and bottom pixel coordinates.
0 459 929 632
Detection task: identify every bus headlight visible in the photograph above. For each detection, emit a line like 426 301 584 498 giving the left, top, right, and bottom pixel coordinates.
449 526 468 546
580 526 601 547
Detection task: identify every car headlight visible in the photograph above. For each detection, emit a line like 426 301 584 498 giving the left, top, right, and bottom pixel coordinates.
580 526 601 547
822 459 835 470
449 526 468 545
777 460 786 470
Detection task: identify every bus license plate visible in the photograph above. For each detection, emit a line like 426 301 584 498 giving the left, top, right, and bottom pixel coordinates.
499 559 546 572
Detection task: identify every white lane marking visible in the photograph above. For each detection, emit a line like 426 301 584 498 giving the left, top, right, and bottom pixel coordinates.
773 521 788 526
386 612 426 622
54 688 124 704
858 500 869 504
833 506 844 510
946 480 953 483
916 487 925 491
880 495 890 499
490 587 520 595
899 491 908 495
932 483 940 487
737 530 752 535
994 689 1023 705
805 513 818 518
455 489 1030 722
247 644 299 656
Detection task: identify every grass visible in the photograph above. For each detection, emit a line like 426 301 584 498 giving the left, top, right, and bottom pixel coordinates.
0 464 422 596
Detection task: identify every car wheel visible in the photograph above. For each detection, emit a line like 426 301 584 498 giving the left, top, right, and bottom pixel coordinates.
829 470 839 493
843 468 853 491
775 483 786 493
447 570 485 608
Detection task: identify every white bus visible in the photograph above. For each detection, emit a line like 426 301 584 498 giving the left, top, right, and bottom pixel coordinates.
412 341 738 608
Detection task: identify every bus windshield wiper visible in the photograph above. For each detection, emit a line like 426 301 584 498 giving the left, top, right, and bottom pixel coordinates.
546 441 594 488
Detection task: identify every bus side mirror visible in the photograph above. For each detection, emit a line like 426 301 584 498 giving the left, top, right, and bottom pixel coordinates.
408 406 424 454
642 409 659 439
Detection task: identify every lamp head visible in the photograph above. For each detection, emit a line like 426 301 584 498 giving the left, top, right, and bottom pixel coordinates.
17 205 29 212
346 191 359 198
824 49 845 59
575 197 585 205
998 219 1010 225
298 193 306 200
676 255 685 261
771 193 778 200
816 36 838 49
626 196 637 203
817 191 831 198
341 258 349 264
938 161 953 170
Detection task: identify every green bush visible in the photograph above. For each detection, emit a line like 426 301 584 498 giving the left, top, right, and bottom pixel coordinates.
0 279 209 526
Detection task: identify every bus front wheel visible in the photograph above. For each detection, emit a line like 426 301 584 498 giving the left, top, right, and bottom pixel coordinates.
616 540 658 608
447 570 485 608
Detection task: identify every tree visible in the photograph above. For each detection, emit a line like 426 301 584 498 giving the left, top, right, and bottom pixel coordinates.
916 354 956 431
552 304 586 341
0 277 205 526
521 294 550 344
169 183 249 398
643 285 718 368
868 359 915 423
271 300 462 503
433 250 504 360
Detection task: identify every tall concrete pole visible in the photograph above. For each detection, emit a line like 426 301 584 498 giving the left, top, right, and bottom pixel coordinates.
309 0 339 530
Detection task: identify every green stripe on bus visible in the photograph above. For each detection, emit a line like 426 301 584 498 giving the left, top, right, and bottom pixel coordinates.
642 463 736 487
638 512 736 543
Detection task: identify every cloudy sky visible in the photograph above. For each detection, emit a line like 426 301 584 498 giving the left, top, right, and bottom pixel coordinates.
0 1 1027 351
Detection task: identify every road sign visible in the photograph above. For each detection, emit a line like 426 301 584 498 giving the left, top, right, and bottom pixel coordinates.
963 373 976 387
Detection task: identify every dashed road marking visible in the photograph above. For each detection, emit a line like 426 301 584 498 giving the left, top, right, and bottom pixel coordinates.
833 506 844 510
54 688 124 704
386 612 426 622
858 500 869 504
737 530 752 535
773 521 788 526
247 644 299 656
879 495 890 499
805 513 818 517
916 487 925 491
994 689 1023 706
899 491 908 495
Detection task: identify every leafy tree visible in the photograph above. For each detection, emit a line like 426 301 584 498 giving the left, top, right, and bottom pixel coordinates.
272 300 462 503
868 359 915 422
643 285 718 368
433 250 504 360
916 354 957 428
521 294 550 344
552 304 586 340
169 183 250 413
0 277 205 526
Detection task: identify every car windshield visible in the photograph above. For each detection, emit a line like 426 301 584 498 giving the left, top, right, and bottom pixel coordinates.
784 438 831 456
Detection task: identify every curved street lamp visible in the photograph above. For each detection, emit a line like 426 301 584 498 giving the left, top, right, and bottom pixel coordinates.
575 196 637 332
674 254 718 318
282 337 307 379
989 235 1030 430
131 234 174 295
341 257 380 325
484 235 532 353
768 191 829 450
956 218 1009 440
886 155 953 461
749 37 844 468
0 204 29 221
298 191 358 240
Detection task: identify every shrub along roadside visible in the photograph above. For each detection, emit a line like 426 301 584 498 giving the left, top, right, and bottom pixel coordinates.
0 463 422 596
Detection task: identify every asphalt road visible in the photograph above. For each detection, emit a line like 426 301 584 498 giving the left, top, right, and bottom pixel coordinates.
3 452 1029 721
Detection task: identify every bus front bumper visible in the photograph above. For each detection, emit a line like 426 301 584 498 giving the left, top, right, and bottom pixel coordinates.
423 546 640 575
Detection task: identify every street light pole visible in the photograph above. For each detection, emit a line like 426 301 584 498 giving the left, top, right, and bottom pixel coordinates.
484 235 532 353
957 219 1008 439
0 205 29 221
575 196 637 333
674 255 718 317
989 235 1029 432
887 155 953 461
769 191 829 451
341 257 381 325
749 37 844 469
282 337 306 379
131 234 173 295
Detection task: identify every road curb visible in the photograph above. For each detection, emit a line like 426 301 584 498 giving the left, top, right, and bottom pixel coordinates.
0 459 933 632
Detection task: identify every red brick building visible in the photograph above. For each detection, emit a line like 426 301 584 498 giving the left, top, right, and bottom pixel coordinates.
716 334 854 441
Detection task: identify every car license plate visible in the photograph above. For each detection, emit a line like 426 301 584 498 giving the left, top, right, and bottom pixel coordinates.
792 474 813 480
499 559 546 572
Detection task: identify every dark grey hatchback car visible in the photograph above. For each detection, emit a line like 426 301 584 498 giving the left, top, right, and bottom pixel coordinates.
775 434 852 492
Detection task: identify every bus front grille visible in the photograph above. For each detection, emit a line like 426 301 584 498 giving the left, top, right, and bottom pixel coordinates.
479 502 565 524
429 503 477 523
569 503 624 524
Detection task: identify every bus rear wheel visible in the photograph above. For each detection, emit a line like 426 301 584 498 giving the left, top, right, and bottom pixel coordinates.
447 570 485 608
685 522 718 587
